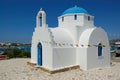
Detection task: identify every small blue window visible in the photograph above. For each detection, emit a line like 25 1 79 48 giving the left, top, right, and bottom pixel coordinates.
88 16 90 21
74 15 77 20
98 43 102 56
62 17 64 22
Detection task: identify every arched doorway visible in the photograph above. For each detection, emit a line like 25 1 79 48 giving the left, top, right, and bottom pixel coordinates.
98 43 102 56
37 43 42 66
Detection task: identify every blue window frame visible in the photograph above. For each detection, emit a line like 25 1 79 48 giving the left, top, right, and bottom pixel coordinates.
88 16 90 21
74 15 77 20
98 43 102 56
62 17 64 22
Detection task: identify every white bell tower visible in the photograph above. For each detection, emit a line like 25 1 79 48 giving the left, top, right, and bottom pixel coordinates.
36 8 46 27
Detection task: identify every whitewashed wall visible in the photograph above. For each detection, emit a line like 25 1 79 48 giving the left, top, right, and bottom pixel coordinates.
42 46 53 70
78 27 110 70
52 48 76 70
31 27 52 64
87 47 110 70
76 48 87 70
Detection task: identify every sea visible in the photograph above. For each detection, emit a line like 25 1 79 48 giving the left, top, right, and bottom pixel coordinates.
17 46 31 52
0 46 31 54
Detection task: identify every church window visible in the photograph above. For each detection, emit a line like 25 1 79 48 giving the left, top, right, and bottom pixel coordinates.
98 43 102 56
88 16 90 21
62 17 64 22
74 15 77 20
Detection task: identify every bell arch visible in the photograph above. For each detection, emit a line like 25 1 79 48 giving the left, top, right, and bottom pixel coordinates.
36 8 46 27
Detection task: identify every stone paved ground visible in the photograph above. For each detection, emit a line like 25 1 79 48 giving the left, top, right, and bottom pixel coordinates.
0 58 120 80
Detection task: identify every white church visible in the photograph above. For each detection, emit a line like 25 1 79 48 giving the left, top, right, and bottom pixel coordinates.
30 6 110 70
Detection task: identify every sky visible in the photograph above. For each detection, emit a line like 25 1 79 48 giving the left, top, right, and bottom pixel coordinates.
0 0 120 43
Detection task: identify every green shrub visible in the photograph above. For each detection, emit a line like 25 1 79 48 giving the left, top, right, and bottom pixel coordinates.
4 50 14 58
4 48 31 58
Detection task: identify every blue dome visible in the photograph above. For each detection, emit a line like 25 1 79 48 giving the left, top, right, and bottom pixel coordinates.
62 6 88 16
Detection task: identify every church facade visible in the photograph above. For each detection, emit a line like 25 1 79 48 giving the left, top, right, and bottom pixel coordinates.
30 6 110 70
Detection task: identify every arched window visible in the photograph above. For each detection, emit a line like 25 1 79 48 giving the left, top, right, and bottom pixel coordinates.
88 16 90 21
74 15 77 20
62 17 64 22
98 43 102 56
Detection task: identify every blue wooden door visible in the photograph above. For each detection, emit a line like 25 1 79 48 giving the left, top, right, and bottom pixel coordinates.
37 43 42 66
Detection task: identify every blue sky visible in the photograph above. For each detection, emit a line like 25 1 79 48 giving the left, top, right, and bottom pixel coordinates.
0 0 120 43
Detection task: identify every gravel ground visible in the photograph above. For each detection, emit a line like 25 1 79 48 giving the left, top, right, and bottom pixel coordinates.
0 58 120 80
